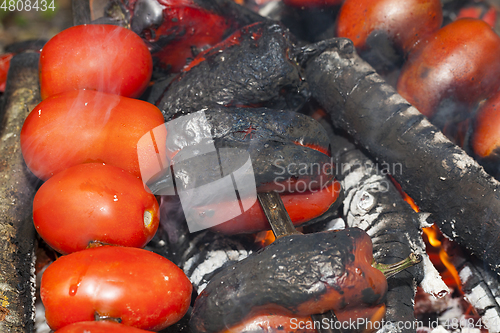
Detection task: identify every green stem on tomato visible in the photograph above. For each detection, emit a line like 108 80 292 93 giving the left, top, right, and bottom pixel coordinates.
372 253 422 279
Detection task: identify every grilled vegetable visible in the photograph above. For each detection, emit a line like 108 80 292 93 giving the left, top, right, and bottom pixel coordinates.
471 90 500 179
147 106 336 195
20 90 165 180
397 18 500 120
112 0 264 73
39 24 152 99
128 0 237 72
33 163 160 254
336 0 443 57
209 180 342 234
41 246 192 331
156 21 307 120
190 228 418 332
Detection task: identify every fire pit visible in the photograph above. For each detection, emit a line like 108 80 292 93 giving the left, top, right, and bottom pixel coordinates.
2 0 500 332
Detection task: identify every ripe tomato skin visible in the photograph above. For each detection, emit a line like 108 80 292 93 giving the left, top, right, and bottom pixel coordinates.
33 163 160 254
55 321 152 332
336 0 442 55
39 24 152 99
397 18 500 119
0 53 13 92
41 246 193 331
144 5 233 73
20 90 166 180
471 91 500 158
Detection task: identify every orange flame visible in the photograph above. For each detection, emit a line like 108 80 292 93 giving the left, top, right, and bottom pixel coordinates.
388 175 420 212
389 176 462 292
423 225 462 293
254 230 276 247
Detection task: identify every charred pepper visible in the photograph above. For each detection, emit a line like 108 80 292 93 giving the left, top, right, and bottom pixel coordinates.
190 227 419 332
156 21 308 120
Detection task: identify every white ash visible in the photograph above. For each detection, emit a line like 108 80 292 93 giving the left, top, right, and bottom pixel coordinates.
460 328 481 333
463 283 500 331
420 255 450 298
459 264 500 332
184 249 249 293
439 297 463 321
482 308 500 333
431 326 451 333
34 299 51 333
418 212 433 228
321 217 346 231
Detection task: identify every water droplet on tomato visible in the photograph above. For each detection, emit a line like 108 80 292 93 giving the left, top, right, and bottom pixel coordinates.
69 284 78 296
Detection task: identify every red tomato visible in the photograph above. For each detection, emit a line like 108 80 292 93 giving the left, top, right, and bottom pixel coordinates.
41 246 192 331
457 4 498 29
33 163 160 254
55 321 152 332
20 90 166 180
39 24 152 99
0 53 13 93
336 0 443 55
140 4 233 72
397 18 500 119
471 91 500 158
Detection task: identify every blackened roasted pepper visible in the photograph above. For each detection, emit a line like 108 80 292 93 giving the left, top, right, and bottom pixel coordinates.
190 228 418 332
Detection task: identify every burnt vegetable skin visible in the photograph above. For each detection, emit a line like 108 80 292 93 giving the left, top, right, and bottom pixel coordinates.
148 107 334 194
156 21 307 120
190 228 387 332
165 107 331 155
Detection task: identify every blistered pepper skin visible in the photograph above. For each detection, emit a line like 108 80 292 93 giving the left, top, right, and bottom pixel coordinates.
156 22 307 121
190 228 387 333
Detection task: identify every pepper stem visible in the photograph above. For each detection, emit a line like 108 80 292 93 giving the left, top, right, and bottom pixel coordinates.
372 253 422 279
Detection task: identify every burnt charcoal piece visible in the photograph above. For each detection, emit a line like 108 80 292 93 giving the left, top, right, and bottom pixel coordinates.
305 42 500 277
156 21 308 120
4 40 47 54
190 228 387 333
0 53 41 332
305 115 428 332
147 106 334 194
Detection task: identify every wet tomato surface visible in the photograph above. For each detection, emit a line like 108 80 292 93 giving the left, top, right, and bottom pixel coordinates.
20 90 165 180
33 163 160 254
39 24 152 99
41 246 192 331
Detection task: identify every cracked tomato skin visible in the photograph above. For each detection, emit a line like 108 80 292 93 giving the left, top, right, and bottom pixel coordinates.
33 163 160 254
20 90 166 181
54 321 153 332
39 24 152 99
41 246 192 331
